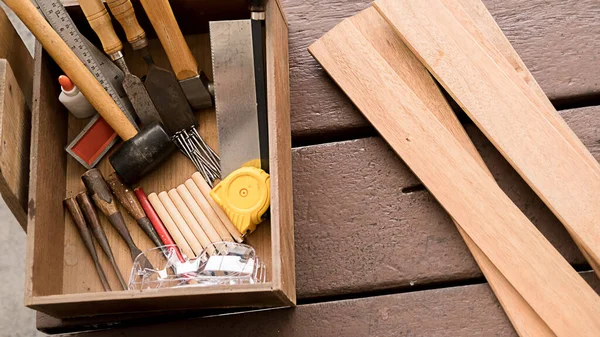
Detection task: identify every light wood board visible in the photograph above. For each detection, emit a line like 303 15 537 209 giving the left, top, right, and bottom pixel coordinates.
349 8 551 337
374 0 600 278
451 0 600 277
308 14 600 337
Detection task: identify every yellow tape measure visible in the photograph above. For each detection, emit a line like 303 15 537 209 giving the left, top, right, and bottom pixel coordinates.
210 166 270 235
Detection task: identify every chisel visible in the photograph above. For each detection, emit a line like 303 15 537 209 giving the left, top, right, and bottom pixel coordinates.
138 0 213 111
64 197 112 291
81 169 153 270
106 172 162 248
76 191 128 290
79 0 161 126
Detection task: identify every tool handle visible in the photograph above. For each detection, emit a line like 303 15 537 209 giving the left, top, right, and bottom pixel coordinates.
106 172 145 220
107 173 163 247
76 191 128 290
3 0 137 141
82 169 138 250
139 0 198 80
64 197 112 291
135 188 185 261
106 0 148 50
79 0 123 56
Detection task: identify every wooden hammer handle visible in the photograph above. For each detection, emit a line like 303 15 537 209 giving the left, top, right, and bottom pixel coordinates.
139 0 198 80
106 0 148 50
79 0 123 56
2 0 137 140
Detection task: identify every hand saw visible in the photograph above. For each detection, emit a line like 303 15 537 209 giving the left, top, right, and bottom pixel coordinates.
33 0 138 128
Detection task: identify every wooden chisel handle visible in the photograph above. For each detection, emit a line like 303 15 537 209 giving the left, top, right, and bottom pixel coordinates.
79 0 123 56
82 169 137 250
3 0 137 140
106 0 148 50
107 172 163 248
64 197 112 291
139 0 198 80
76 191 128 290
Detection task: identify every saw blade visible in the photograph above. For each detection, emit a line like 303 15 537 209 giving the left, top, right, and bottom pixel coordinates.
33 0 138 129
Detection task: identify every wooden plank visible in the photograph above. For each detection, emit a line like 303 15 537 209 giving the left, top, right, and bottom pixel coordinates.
36 103 600 331
48 272 600 336
308 17 600 336
282 0 600 137
448 0 600 278
266 0 296 304
374 0 600 275
349 8 548 337
0 60 30 230
0 5 33 107
26 45 68 301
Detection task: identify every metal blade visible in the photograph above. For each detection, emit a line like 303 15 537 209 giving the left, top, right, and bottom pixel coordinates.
210 20 261 178
144 64 196 135
122 72 162 126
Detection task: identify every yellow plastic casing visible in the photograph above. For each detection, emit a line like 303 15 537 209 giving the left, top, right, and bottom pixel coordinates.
210 166 270 235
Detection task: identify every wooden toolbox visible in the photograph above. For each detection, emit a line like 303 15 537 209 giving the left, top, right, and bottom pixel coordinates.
18 0 294 318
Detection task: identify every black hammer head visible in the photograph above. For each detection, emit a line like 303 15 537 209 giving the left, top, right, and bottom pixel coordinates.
110 123 176 184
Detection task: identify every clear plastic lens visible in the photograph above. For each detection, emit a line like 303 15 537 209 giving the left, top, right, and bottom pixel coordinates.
128 242 267 290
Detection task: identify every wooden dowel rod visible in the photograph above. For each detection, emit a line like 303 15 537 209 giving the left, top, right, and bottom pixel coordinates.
168 188 216 255
148 193 194 258
191 173 243 242
182 180 232 242
157 192 204 256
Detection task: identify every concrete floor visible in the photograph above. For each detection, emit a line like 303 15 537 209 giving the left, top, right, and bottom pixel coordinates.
0 5 44 337
0 198 44 337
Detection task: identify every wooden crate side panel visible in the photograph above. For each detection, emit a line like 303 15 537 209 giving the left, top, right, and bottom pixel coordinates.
31 285 281 318
266 0 295 303
0 60 30 230
26 45 68 301
0 6 33 107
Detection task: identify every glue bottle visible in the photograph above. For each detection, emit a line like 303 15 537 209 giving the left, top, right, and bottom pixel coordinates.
58 75 96 119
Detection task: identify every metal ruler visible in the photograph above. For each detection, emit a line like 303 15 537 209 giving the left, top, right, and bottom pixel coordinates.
33 0 138 129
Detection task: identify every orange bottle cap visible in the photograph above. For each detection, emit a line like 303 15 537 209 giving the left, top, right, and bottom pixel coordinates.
58 75 75 91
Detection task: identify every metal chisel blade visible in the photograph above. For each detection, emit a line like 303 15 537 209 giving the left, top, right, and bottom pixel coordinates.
123 73 162 126
144 64 196 135
210 20 261 178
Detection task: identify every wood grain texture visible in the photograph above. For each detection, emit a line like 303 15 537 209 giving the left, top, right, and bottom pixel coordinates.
0 60 30 230
45 272 600 336
26 45 68 301
349 8 549 337
79 0 124 55
308 18 600 335
375 0 600 276
106 0 147 49
280 0 600 137
449 0 600 279
266 0 295 304
0 6 33 108
138 0 198 80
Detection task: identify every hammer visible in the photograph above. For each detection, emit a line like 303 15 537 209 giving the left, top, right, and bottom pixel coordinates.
4 0 175 184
